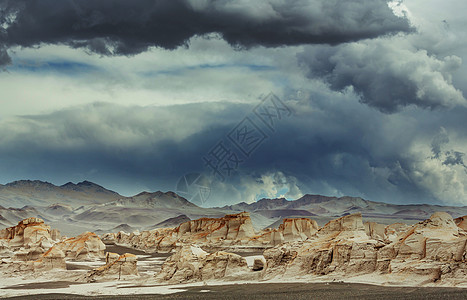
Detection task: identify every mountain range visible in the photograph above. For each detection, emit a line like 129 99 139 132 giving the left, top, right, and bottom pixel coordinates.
1 180 466 236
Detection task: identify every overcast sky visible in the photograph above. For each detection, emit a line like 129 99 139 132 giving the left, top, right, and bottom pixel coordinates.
0 0 466 207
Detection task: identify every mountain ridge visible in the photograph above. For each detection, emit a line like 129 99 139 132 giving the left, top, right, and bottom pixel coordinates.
1 179 467 236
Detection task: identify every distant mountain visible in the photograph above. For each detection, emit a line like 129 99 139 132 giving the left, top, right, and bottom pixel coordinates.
44 203 73 216
2 180 467 237
60 180 120 196
222 194 467 220
151 214 191 229
0 180 121 208
111 223 136 233
0 205 41 227
103 191 197 209
0 180 228 235
71 192 209 230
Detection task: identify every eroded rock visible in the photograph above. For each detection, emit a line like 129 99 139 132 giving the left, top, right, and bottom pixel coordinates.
51 232 106 260
84 252 138 281
156 245 255 283
263 212 467 286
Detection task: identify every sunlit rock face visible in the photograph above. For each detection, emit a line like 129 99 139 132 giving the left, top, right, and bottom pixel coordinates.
50 232 106 260
0 217 59 261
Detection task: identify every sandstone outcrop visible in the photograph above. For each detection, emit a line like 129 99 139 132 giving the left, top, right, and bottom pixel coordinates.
156 245 255 283
50 232 106 260
31 247 66 271
379 212 464 262
0 217 59 261
264 213 381 278
84 252 138 281
251 218 319 246
365 221 410 243
4 244 66 273
105 213 256 252
263 212 467 286
0 218 108 274
105 213 321 252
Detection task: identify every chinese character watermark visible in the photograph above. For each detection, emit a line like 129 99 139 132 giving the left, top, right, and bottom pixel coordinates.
176 93 293 205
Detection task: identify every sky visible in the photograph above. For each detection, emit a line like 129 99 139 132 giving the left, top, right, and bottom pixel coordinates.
0 0 466 207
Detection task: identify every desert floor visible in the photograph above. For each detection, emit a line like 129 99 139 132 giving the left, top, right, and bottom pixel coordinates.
2 282 467 300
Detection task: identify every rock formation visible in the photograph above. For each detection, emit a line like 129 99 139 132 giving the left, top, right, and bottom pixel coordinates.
104 212 256 252
104 213 320 251
455 215 467 231
250 218 319 246
0 217 107 274
264 213 381 278
364 221 410 243
263 212 467 286
31 246 66 271
50 232 106 260
0 217 59 261
84 252 138 281
5 246 67 273
156 245 255 283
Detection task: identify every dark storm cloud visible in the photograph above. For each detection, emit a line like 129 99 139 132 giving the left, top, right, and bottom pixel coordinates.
298 41 465 113
0 0 412 66
1 94 466 205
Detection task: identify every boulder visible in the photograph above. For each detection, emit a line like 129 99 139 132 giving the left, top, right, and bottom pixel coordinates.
156 245 254 283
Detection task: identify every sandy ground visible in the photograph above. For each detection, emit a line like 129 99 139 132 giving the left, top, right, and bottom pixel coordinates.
1 282 467 300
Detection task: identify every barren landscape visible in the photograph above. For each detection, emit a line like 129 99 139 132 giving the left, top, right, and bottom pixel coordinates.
2 0 467 299
0 184 466 298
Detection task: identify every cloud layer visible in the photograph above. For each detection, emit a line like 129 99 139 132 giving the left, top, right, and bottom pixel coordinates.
0 0 411 66
1 93 466 206
298 40 465 113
